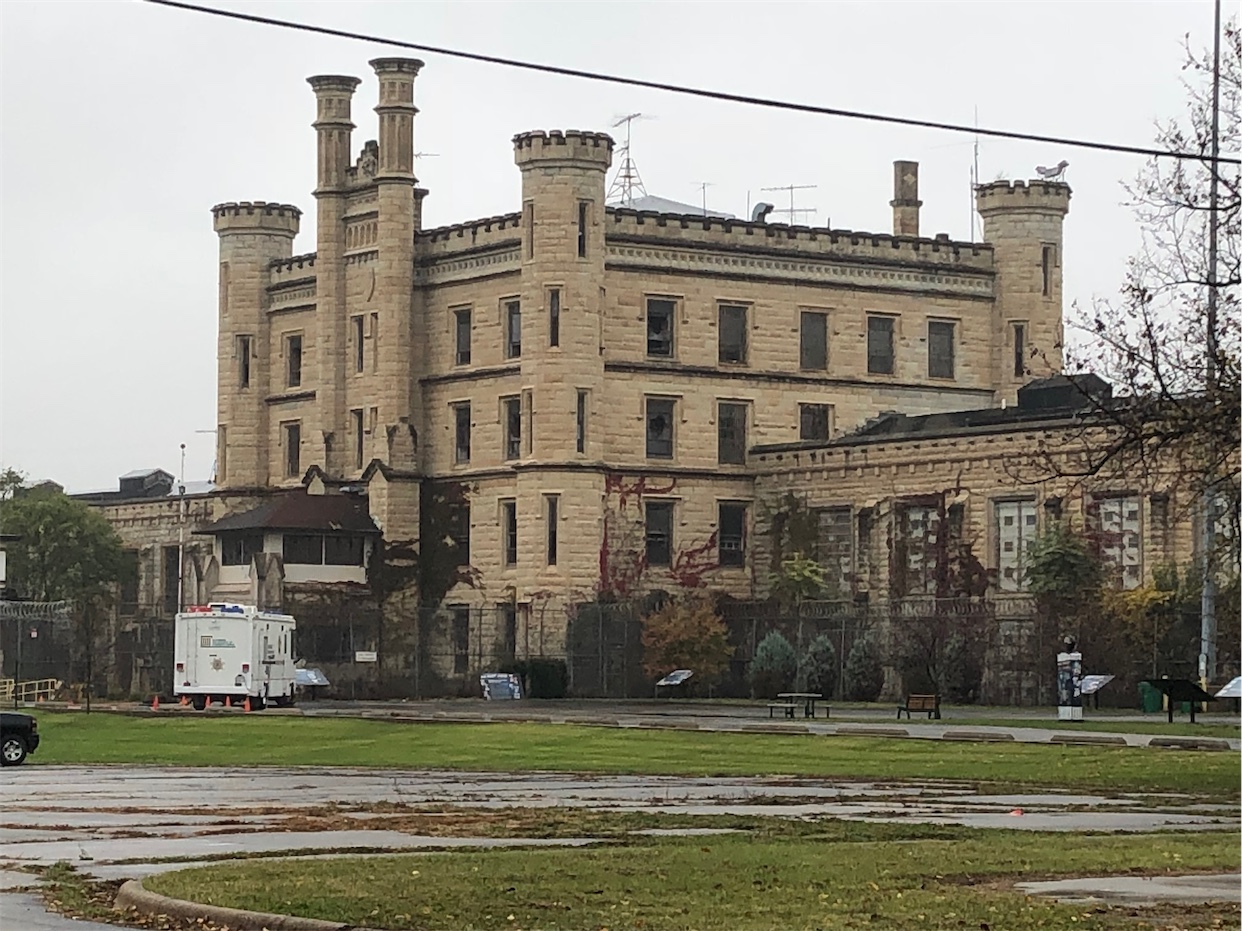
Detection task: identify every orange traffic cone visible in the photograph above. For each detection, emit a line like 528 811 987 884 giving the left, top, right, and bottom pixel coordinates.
180 696 188 706
225 696 232 708
204 696 211 709
243 697 251 713
151 695 159 711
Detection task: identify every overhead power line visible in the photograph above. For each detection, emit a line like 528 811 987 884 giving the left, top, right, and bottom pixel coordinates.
145 0 1240 166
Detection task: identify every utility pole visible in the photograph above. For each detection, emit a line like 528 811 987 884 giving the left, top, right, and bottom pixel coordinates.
1199 0 1221 687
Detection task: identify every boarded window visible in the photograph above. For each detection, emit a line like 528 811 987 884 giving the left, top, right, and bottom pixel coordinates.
454 309 471 365
717 402 747 465
646 398 675 459
646 298 675 357
799 403 831 442
502 500 518 566
867 316 894 375
800 311 827 370
503 397 521 460
897 504 940 596
995 499 1037 592
645 501 673 566
928 320 955 379
505 300 521 359
718 502 746 567
454 403 471 464
718 304 748 364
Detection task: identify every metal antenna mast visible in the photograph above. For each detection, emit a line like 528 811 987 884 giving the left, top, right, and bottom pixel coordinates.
762 184 818 224
970 105 981 241
694 181 714 215
606 113 650 207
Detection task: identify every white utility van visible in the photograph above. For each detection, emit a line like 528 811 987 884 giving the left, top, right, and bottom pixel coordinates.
173 603 296 710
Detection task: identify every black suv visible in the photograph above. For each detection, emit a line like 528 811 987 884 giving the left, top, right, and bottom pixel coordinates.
1 712 39 765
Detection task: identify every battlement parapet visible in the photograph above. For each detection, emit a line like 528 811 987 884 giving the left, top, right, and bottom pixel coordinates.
213 201 302 236
513 130 614 170
975 179 1071 217
417 212 524 257
605 208 993 271
268 252 318 284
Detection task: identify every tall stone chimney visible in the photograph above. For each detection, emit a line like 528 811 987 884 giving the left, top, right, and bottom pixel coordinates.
891 160 921 237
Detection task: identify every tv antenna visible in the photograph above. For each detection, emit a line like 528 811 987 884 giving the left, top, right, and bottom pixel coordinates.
761 184 818 224
969 105 981 241
606 112 651 207
693 181 714 215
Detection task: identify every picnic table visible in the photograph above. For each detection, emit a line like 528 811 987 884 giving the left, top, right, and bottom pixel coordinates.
774 692 825 719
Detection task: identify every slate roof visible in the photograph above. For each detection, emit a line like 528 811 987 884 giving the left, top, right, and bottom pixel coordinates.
196 491 380 536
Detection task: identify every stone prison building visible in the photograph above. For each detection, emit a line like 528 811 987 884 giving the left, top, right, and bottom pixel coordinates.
72 58 1216 701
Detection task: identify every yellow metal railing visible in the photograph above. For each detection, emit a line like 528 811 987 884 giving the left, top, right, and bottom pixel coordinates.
0 678 64 703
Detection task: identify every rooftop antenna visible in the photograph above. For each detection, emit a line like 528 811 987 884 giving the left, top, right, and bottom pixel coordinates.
693 181 714 216
762 184 818 224
606 113 651 207
969 105 981 241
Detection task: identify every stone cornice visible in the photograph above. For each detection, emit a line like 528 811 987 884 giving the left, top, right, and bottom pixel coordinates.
414 247 521 286
604 360 995 396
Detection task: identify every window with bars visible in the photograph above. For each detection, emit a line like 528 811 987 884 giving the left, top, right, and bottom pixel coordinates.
646 298 675 357
505 300 521 359
285 334 303 387
928 320 955 379
867 316 894 375
799 403 831 442
717 402 747 464
503 397 521 461
718 502 746 567
646 397 675 459
816 506 852 592
454 403 471 464
800 311 827 370
454 308 471 365
501 500 518 566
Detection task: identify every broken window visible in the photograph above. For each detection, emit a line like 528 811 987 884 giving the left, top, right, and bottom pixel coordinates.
799 403 831 442
800 311 827 370
451 607 470 674
867 316 894 375
502 499 518 566
645 501 673 566
1091 494 1142 589
646 397 675 459
718 304 748 364
237 335 251 388
283 421 301 477
995 499 1037 592
897 503 940 596
505 300 521 359
503 397 521 460
646 298 675 357
928 320 955 379
454 308 471 365
718 502 747 567
717 401 748 465
285 333 303 388
454 403 471 464
815 506 853 593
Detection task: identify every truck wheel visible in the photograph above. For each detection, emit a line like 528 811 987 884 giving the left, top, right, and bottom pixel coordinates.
191 696 207 711
249 696 266 711
1 735 28 766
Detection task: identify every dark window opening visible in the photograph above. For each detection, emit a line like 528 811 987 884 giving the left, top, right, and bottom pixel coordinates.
238 335 251 388
119 550 139 614
646 298 674 357
523 202 534 259
546 495 559 566
548 288 560 348
454 403 471 464
452 607 470 674
503 397 521 460
220 532 264 567
502 500 518 566
325 535 366 566
718 503 746 567
370 313 379 372
646 398 675 459
800 311 827 370
353 315 365 372
505 300 521 359
455 309 471 365
284 422 301 477
449 502 470 566
645 501 673 566
717 402 747 465
283 534 324 565
576 390 587 454
577 201 589 257
1013 323 1026 377
163 545 180 615
501 605 517 659
352 409 365 470
286 334 303 388
1042 244 1055 296
799 403 831 441
867 316 894 375
928 320 955 379
718 304 748 364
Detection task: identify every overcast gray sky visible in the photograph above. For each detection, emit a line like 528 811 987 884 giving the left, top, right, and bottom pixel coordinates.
0 0 1223 492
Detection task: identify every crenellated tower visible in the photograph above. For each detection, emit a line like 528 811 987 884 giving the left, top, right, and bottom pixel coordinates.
213 201 301 488
976 179 1072 401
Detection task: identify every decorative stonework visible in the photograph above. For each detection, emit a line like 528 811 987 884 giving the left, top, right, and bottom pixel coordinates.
414 248 521 285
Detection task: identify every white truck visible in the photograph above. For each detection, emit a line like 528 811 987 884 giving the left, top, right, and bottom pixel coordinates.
173 604 297 710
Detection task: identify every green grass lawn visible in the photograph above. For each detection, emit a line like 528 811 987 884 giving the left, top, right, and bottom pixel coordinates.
30 712 1241 796
146 829 1241 931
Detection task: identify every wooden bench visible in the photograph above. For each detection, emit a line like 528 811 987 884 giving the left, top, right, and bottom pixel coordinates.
897 694 941 720
767 701 798 719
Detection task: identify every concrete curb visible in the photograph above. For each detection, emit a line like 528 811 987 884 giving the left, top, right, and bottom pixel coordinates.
115 878 380 931
1049 733 1128 747
941 729 1017 742
1148 736 1234 751
836 726 911 738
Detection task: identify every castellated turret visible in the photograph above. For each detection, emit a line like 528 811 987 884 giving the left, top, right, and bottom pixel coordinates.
976 179 1072 401
213 202 302 488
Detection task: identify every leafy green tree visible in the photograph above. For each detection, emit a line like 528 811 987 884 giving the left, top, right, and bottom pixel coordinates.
748 630 797 698
843 634 884 702
768 552 826 608
796 633 838 696
640 595 734 685
1025 521 1104 641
